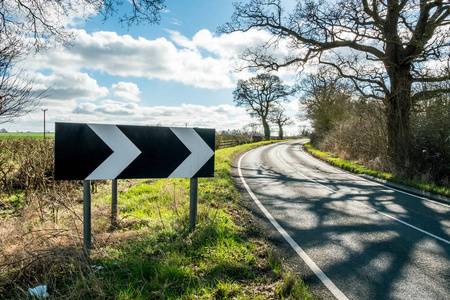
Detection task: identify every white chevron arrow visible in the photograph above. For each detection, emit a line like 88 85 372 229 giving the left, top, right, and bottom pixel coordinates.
169 128 214 178
86 124 141 180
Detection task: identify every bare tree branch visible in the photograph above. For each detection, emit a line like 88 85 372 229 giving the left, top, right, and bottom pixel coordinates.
0 46 45 123
0 0 165 123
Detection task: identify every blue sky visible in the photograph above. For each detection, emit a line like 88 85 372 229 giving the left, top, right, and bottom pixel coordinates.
6 0 306 135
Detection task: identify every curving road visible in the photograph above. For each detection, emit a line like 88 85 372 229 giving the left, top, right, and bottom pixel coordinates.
235 140 450 300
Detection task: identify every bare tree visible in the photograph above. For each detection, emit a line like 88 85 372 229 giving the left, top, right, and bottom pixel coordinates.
0 0 165 52
300 70 355 140
222 0 450 175
0 0 165 122
269 105 292 140
0 43 45 123
233 73 293 140
243 122 262 135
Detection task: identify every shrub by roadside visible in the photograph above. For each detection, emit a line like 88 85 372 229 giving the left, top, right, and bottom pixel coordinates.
304 142 450 198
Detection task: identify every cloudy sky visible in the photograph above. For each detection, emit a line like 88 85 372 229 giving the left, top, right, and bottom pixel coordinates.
5 0 309 135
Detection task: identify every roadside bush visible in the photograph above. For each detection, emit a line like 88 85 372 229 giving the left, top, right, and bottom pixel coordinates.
0 138 20 192
14 139 54 191
0 138 81 216
310 92 449 188
410 94 450 187
1 138 54 193
317 100 388 171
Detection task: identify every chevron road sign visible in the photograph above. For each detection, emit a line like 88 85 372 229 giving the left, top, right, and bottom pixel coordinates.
54 123 215 180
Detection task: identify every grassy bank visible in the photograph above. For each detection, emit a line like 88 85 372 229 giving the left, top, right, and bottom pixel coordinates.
304 142 450 198
0 132 55 139
1 141 314 299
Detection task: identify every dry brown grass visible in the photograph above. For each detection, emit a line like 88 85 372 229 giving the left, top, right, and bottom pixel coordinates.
0 179 154 299
0 173 172 294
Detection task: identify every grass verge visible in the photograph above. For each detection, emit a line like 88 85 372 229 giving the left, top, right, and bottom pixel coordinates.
304 142 450 198
1 140 315 299
0 132 54 139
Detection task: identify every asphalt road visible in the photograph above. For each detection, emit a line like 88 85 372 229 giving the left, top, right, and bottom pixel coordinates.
235 140 450 300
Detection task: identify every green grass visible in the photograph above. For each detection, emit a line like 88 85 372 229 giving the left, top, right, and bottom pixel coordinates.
0 190 26 216
304 142 450 198
0 132 54 139
2 140 315 299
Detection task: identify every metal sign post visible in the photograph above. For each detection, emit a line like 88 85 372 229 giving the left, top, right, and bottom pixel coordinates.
189 178 198 232
111 179 118 225
83 180 91 256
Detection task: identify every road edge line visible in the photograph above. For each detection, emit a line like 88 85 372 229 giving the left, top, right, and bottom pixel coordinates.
238 150 349 300
288 145 450 244
299 144 450 207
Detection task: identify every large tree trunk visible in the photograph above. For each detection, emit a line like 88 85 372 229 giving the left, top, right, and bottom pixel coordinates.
386 66 413 176
278 123 283 140
262 118 271 140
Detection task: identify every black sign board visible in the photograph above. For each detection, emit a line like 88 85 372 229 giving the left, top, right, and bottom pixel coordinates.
55 123 215 180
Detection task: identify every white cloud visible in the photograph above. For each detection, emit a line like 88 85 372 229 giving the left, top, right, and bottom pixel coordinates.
28 29 236 89
26 28 299 90
280 98 300 118
168 18 181 26
111 82 141 102
70 101 253 129
193 29 270 59
74 100 138 115
5 98 305 136
33 71 108 101
165 29 196 50
165 28 272 60
65 100 304 135
63 0 100 27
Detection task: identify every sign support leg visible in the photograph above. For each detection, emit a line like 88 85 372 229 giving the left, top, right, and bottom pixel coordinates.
111 179 118 225
189 178 198 232
83 180 91 257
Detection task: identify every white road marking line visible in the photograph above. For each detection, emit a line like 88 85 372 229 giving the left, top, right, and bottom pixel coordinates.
238 151 349 300
298 144 450 209
356 202 450 245
277 145 450 245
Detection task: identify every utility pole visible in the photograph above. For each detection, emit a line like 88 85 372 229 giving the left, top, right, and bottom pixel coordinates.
41 108 48 139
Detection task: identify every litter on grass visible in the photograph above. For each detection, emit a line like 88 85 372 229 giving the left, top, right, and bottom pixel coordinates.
28 285 49 298
91 265 104 272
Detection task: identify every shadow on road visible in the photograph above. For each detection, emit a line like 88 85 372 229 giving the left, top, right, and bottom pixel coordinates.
232 160 450 300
